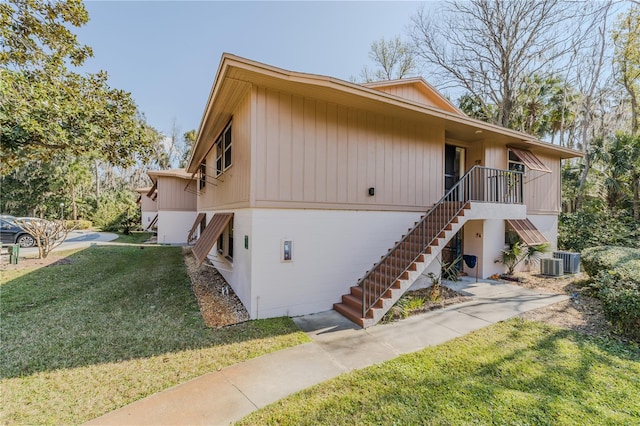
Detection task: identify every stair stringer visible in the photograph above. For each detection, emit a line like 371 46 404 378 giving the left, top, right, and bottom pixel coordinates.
361 213 470 328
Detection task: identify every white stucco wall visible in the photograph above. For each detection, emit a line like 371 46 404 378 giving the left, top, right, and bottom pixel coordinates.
156 211 198 244
205 209 253 310
213 208 422 319
200 204 558 318
462 213 559 278
141 211 156 230
526 214 558 253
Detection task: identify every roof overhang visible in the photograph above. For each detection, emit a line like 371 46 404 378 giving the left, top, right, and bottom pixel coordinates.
188 53 584 173
147 168 194 181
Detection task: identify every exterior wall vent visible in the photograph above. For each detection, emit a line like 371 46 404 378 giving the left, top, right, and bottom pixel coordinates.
553 251 581 274
541 258 564 276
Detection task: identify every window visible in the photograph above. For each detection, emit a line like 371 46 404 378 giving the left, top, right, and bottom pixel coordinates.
214 121 232 177
215 138 223 176
508 147 552 173
508 150 526 174
217 217 234 260
199 161 206 190
224 125 232 169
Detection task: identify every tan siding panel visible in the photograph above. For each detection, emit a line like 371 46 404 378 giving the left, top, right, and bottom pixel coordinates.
326 102 338 203
265 89 280 201
303 98 316 202
291 94 305 201
198 91 251 210
525 152 560 214
255 86 267 202
157 176 196 211
315 101 327 202
252 86 445 210
347 108 358 204
336 105 348 203
278 92 292 201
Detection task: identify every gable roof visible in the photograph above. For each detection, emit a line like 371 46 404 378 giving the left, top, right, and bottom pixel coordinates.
187 53 583 174
363 78 464 116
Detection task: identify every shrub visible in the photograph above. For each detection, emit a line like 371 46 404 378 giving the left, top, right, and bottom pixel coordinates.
582 246 640 284
91 191 140 234
559 209 640 252
66 219 92 230
581 246 640 340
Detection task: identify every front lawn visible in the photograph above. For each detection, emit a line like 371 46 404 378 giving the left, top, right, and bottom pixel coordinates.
239 319 640 425
111 231 154 244
0 246 309 425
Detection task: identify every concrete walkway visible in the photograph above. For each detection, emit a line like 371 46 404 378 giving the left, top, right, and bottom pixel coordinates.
86 278 568 426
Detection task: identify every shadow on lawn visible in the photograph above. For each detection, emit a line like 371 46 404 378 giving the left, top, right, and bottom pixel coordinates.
0 245 300 379
385 320 639 423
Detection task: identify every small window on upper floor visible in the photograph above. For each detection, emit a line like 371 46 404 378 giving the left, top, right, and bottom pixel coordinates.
215 121 232 177
508 150 526 174
199 161 206 190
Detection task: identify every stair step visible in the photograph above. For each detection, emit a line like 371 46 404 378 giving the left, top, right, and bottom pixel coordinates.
350 285 362 298
333 302 368 327
367 269 409 283
360 277 403 296
335 198 470 327
342 293 362 310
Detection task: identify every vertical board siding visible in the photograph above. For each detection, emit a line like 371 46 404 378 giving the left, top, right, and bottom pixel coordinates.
157 176 196 211
199 91 251 210
524 152 561 213
483 141 560 214
375 85 435 107
278 92 292 201
254 87 444 209
326 103 338 203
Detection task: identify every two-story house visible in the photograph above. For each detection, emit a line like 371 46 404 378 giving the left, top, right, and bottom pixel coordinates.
185 54 582 327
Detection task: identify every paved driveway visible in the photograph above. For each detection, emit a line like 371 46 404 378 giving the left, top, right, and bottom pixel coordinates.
19 231 118 256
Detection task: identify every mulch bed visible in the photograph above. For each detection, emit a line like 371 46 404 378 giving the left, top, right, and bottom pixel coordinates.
507 271 617 339
381 285 471 322
182 248 249 328
182 248 622 341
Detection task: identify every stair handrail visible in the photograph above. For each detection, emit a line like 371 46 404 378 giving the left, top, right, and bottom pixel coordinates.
360 165 523 318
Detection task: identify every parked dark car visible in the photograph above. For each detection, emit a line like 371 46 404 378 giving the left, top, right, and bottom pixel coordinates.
0 218 37 247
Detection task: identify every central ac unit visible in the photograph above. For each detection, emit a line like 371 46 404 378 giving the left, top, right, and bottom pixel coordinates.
553 251 581 274
541 258 563 276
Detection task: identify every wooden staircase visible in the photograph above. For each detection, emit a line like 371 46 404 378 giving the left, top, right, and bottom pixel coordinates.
333 165 525 328
333 203 470 327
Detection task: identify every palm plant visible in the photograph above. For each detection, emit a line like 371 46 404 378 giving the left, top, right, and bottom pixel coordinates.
500 241 523 275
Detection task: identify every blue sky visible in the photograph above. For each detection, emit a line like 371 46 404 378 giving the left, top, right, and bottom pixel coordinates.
76 1 430 137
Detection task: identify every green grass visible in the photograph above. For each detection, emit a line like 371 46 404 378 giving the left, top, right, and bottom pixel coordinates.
111 231 154 244
238 319 640 425
0 246 309 425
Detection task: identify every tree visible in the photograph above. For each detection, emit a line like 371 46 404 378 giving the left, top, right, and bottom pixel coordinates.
512 73 577 141
598 132 640 219
573 2 614 208
611 5 640 134
15 218 74 259
360 36 417 83
0 0 157 173
410 0 600 129
179 129 197 168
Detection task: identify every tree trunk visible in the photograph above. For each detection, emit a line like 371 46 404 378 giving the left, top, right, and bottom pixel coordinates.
71 181 78 221
94 159 100 208
634 173 640 221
